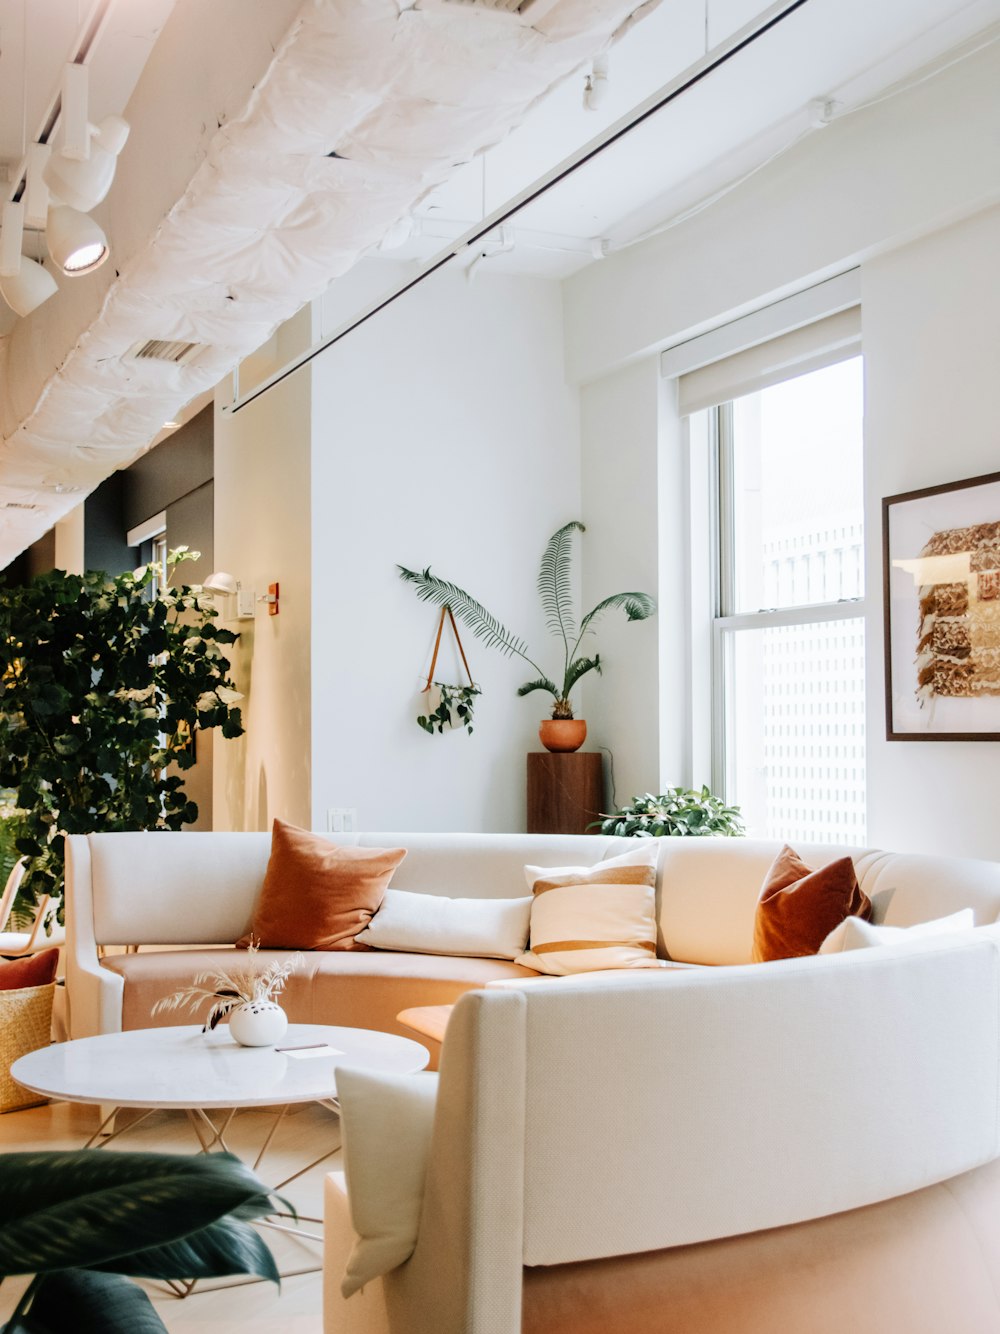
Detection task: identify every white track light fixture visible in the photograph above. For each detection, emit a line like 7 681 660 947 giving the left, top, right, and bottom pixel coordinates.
583 53 610 111
0 201 25 278
46 205 109 275
43 114 131 213
0 257 58 317
60 63 91 162
24 144 52 229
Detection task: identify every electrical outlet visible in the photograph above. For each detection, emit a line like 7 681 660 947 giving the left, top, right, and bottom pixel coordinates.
327 807 358 834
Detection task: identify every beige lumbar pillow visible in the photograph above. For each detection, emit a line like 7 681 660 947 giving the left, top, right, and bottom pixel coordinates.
338 1067 439 1297
515 843 660 976
819 909 974 953
354 888 532 960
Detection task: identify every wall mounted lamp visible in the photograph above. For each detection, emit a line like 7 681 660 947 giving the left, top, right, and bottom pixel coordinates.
203 572 279 618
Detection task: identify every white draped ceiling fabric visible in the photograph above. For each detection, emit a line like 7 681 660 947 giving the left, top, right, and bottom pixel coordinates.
0 0 659 565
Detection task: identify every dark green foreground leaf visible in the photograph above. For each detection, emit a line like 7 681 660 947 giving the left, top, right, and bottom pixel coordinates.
0 1151 281 1281
5 1269 168 1334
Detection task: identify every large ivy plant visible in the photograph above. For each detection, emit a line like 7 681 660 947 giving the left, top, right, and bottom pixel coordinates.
0 549 244 920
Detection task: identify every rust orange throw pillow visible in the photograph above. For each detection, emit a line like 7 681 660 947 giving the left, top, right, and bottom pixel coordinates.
752 845 871 963
238 820 406 951
0 948 60 990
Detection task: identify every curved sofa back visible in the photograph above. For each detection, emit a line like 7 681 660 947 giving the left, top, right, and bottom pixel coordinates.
431 935 1000 1281
68 831 1000 961
68 831 624 947
655 839 1000 964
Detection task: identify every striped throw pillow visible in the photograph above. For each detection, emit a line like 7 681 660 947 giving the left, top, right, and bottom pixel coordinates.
515 844 661 976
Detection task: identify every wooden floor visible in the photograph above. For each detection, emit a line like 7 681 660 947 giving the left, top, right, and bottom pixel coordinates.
0 1098 333 1332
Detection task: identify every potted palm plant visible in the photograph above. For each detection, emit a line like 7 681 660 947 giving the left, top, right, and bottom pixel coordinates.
399 521 656 752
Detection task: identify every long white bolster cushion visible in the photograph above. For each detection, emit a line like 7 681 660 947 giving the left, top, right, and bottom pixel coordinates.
337 1067 439 1297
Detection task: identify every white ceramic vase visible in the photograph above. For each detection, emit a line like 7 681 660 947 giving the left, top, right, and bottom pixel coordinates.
228 1000 288 1047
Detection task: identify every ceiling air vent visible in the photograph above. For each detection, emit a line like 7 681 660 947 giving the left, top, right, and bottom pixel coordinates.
417 0 558 22
126 339 206 366
3 502 41 511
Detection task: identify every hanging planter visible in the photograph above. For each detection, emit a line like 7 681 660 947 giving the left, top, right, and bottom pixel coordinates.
416 606 481 736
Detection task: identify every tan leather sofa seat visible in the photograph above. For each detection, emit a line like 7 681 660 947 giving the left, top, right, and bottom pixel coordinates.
100 948 537 1048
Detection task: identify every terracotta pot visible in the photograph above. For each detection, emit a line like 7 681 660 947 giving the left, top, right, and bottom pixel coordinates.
539 719 587 753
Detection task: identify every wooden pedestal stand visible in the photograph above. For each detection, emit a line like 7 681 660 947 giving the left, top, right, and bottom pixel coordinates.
526 751 605 835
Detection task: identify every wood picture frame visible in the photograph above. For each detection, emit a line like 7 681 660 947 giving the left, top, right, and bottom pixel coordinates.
883 469 1000 741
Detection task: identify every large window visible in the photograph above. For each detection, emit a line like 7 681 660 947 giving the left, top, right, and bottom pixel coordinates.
712 356 866 843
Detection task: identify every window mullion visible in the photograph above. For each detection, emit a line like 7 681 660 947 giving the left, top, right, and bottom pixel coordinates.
715 402 735 618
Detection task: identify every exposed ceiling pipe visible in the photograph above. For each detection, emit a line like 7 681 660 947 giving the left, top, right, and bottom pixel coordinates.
0 0 670 562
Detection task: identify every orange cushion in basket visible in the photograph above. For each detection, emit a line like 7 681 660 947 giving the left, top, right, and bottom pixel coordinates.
238 819 406 951
0 948 60 990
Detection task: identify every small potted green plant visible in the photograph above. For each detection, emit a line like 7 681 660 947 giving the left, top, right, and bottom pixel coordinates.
595 787 744 837
399 521 656 752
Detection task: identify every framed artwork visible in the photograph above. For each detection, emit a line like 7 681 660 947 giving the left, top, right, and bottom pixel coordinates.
883 469 1000 740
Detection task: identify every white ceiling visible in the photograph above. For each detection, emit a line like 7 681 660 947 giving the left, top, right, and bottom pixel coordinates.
370 0 1000 278
0 0 998 562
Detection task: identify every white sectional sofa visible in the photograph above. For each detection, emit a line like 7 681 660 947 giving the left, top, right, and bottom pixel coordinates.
64 830 1000 1331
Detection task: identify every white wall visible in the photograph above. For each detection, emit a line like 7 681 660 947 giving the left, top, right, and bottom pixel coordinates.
213 309 314 831
579 359 664 804
309 269 580 833
863 206 1000 858
565 39 1000 383
569 38 1000 854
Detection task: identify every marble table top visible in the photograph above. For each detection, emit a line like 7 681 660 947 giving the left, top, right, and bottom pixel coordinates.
11 1023 430 1109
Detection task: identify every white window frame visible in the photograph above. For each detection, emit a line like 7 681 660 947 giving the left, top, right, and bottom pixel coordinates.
709 395 867 819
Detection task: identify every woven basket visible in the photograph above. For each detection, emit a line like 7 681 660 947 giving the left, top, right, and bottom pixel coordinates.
0 982 55 1113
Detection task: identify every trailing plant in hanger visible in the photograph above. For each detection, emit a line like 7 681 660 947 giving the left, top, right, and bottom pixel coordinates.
399 520 656 721
415 605 480 736
418 682 481 736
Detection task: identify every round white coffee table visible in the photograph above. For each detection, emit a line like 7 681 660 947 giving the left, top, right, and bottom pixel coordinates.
11 1022 429 1114
11 1023 430 1294
12 1021 428 1162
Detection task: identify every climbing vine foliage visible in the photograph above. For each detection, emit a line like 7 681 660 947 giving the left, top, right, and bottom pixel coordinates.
0 550 244 918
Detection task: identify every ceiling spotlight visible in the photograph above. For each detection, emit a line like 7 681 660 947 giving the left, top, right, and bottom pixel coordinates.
43 115 131 213
46 205 109 276
0 256 58 317
163 420 181 429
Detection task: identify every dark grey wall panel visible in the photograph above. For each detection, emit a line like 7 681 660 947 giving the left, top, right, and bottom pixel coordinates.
85 471 136 576
124 405 213 531
166 481 214 583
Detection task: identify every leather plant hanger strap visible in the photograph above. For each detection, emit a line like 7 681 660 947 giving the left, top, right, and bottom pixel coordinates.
446 606 475 687
422 605 474 691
